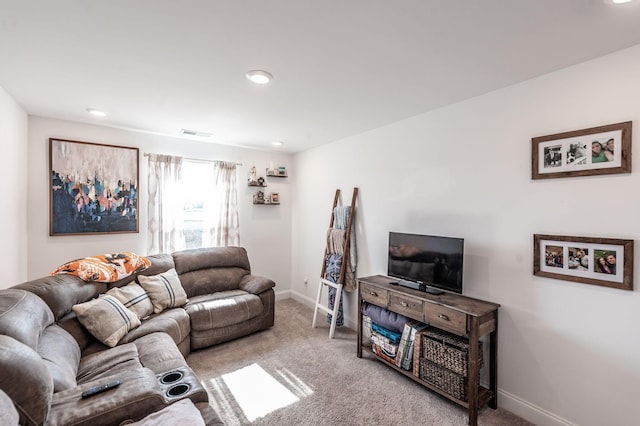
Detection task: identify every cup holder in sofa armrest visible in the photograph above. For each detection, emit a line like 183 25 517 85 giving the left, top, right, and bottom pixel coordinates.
166 383 191 398
156 367 208 404
160 370 184 385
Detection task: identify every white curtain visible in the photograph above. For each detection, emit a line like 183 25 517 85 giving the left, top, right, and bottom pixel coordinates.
147 154 185 254
210 161 240 246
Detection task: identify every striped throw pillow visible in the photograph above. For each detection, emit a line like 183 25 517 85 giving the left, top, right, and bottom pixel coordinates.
72 295 141 347
137 268 187 314
106 283 154 320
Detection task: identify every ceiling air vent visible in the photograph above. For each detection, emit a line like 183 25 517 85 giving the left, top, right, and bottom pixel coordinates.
181 129 212 137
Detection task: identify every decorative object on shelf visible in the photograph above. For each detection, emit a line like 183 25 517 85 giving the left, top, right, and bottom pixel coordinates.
253 191 265 204
533 234 633 291
248 165 258 184
531 121 632 180
248 176 266 187
49 138 139 236
266 166 288 177
270 192 280 204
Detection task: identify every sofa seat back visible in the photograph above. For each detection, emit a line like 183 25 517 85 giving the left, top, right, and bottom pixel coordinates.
0 289 80 425
0 290 81 393
173 247 251 297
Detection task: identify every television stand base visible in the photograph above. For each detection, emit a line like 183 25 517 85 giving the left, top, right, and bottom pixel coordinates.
398 279 426 292
424 286 444 295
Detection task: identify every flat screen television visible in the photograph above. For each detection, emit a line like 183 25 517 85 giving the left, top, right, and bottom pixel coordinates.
387 232 464 294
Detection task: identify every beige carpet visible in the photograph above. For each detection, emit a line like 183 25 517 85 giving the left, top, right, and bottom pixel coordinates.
188 298 532 426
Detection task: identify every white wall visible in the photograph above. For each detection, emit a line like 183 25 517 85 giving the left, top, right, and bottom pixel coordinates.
0 87 28 287
291 44 640 426
27 117 293 293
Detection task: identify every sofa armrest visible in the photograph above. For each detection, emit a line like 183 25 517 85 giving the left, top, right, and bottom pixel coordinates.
239 275 275 294
49 368 167 425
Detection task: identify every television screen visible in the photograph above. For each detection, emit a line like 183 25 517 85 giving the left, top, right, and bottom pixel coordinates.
388 232 464 294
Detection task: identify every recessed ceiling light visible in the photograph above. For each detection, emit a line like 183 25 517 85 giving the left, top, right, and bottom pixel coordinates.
246 70 273 85
272 141 283 146
606 0 634 4
86 108 107 117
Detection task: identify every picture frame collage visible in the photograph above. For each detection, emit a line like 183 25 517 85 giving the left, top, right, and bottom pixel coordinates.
533 235 633 291
531 121 634 291
531 121 631 180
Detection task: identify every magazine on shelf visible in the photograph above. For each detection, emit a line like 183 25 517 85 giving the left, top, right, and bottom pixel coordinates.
395 319 420 367
401 322 429 371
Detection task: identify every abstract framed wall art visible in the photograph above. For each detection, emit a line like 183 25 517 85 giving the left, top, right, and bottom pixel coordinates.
49 138 139 235
531 121 632 180
533 234 633 291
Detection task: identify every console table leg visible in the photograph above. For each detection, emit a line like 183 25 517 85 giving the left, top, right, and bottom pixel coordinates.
467 316 479 426
489 317 499 409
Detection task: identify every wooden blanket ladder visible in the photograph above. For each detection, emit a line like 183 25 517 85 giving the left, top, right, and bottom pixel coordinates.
311 187 358 338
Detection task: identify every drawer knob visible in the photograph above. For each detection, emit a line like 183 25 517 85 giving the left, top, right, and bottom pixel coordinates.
369 291 377 296
438 313 450 321
400 301 408 307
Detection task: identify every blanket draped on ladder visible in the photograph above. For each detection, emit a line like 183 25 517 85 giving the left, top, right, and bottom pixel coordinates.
325 206 357 326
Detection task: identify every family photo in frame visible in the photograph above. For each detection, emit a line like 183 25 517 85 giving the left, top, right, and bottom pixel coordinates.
533 234 633 291
531 121 632 180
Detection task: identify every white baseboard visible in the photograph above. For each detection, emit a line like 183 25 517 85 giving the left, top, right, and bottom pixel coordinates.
498 389 576 426
285 290 357 330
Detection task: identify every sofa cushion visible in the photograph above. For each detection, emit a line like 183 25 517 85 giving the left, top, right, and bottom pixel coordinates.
173 246 251 296
0 335 53 426
13 274 106 321
37 325 81 392
185 290 263 330
137 268 188 314
173 246 251 273
50 252 151 283
179 267 249 297
120 308 190 352
0 289 54 350
106 283 153 319
76 343 142 384
73 295 141 347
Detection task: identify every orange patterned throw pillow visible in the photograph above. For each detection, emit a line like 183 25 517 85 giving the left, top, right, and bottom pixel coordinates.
50 252 151 283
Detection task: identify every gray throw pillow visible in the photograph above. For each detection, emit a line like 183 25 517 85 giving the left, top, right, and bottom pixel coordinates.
72 295 141 347
106 283 154 319
137 268 188 314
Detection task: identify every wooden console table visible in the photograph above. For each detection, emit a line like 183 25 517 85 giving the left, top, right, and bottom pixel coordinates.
357 275 500 426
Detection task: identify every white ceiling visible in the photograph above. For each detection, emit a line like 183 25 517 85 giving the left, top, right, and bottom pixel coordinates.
2 1 640 153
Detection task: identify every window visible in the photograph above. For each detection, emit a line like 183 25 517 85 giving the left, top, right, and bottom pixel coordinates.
182 160 217 249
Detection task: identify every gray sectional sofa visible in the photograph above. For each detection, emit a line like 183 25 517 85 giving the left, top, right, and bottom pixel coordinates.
0 246 275 425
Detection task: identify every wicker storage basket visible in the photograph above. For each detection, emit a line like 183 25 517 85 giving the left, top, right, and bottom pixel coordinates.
421 328 483 377
419 358 470 401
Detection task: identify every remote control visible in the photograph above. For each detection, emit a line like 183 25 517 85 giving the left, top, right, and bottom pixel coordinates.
81 380 121 398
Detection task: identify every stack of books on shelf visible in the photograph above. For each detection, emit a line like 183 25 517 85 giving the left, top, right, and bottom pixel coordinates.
370 323 401 364
368 320 429 369
396 320 429 370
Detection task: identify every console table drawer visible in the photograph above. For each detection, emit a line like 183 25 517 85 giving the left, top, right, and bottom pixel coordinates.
426 305 467 335
360 283 387 307
389 293 423 320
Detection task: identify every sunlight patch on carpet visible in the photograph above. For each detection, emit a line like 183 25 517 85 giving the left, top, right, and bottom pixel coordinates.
221 363 300 422
276 367 314 397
